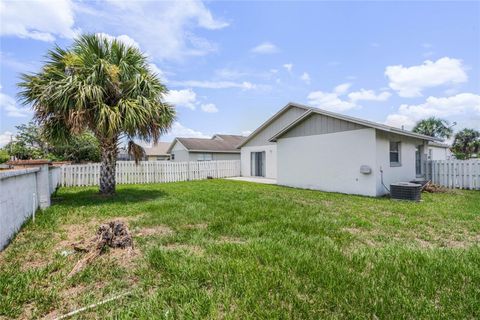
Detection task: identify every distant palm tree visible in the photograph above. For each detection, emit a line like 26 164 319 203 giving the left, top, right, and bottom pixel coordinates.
18 34 175 195
412 117 453 139
452 129 480 159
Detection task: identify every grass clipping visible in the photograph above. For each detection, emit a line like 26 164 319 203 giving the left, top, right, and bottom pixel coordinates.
68 220 133 277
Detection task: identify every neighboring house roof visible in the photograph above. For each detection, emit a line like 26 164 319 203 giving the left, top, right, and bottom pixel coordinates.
428 141 451 148
144 142 171 156
237 103 310 148
269 102 442 142
167 135 246 153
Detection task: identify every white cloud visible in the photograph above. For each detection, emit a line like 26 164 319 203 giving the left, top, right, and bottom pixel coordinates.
307 83 391 112
0 87 31 118
200 103 218 113
250 42 279 54
333 83 351 95
169 122 209 138
0 0 77 41
300 72 311 84
241 130 252 136
0 131 14 147
348 89 391 102
88 1 228 61
214 68 248 80
164 89 197 110
385 57 468 97
384 114 416 129
96 33 140 48
283 63 293 72
171 80 256 90
307 91 355 112
385 93 480 129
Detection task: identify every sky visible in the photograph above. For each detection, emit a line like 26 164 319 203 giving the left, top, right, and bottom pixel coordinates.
1 0 479 147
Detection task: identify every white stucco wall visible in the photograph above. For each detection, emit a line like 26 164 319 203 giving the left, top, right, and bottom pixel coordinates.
375 131 425 196
277 128 378 196
427 146 451 160
240 145 277 178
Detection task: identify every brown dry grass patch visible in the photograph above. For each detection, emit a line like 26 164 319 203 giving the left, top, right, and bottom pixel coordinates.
162 243 205 256
134 225 174 237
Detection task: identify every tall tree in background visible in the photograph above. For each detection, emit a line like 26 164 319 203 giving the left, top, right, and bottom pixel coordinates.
412 117 453 140
18 34 175 195
3 121 100 162
451 129 480 159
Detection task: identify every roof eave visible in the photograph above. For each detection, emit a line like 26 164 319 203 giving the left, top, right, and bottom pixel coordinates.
165 139 179 154
189 150 241 153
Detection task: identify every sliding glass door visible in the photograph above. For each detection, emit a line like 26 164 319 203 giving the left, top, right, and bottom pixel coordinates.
250 151 266 177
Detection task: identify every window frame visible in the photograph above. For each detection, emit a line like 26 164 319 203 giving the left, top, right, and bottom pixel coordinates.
197 153 213 161
389 141 401 167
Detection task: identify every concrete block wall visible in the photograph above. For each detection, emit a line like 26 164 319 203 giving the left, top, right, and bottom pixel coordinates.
0 161 60 250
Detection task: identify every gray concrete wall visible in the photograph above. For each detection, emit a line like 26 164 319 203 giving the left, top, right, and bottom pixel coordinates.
0 164 60 251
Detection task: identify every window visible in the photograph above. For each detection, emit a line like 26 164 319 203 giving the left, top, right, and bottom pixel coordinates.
389 141 401 166
415 145 422 176
197 153 213 161
171 154 175 160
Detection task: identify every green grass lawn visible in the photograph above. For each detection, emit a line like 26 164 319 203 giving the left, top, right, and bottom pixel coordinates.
1 180 479 319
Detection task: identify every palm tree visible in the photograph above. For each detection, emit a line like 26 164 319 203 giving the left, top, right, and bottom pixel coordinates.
412 117 453 140
18 34 175 195
451 129 480 159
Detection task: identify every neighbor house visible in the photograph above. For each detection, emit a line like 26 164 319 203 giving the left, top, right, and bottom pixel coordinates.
144 142 171 161
168 134 246 162
427 142 452 160
238 102 440 197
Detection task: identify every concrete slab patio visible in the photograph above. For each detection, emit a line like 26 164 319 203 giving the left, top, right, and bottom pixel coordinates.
225 176 277 184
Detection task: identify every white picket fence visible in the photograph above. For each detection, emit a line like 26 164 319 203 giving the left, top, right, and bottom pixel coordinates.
427 159 480 190
60 160 240 187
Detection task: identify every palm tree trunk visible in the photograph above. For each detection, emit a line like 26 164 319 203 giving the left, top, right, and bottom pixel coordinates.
99 139 117 195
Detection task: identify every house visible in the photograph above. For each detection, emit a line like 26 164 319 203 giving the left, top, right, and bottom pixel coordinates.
144 142 171 161
427 142 452 160
168 134 246 162
238 102 441 197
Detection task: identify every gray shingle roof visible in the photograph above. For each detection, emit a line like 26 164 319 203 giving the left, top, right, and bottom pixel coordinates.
144 142 171 156
171 135 246 153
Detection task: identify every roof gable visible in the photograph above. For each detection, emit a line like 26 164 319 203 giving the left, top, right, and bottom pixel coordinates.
238 103 309 148
270 103 442 142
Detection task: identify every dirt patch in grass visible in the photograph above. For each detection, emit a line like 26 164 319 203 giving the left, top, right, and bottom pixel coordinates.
217 236 247 244
135 225 174 237
103 247 141 270
162 243 205 256
57 216 139 251
183 223 208 230
342 226 480 249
